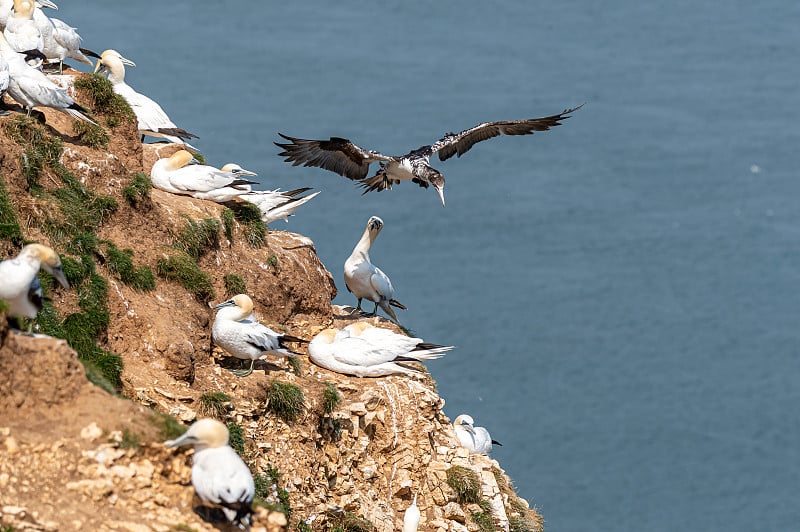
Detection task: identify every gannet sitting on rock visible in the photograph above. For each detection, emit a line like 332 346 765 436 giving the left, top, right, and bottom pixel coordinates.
403 494 421 532
94 49 199 145
166 419 255 528
275 105 582 206
0 243 69 324
240 187 321 224
453 414 502 455
211 294 307 377
150 150 257 201
344 216 406 324
308 322 452 378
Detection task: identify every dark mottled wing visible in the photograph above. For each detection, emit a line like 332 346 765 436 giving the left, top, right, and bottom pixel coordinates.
275 133 393 181
430 104 583 161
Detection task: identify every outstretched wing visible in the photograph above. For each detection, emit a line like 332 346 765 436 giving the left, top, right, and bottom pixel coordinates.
430 104 583 162
275 133 394 181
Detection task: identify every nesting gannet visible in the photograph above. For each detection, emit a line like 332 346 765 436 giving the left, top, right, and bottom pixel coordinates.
94 49 199 145
344 216 406 323
0 243 69 322
308 322 452 378
33 8 98 73
3 0 42 55
212 294 307 377
276 105 582 206
0 31 94 122
403 494 420 532
150 150 257 201
453 414 502 455
240 187 321 224
166 419 255 528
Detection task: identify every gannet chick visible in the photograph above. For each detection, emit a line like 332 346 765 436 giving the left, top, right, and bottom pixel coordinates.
308 322 452 378
211 294 307 377
3 0 42 55
0 243 69 323
275 105 582 206
0 32 94 122
94 49 199 145
150 150 257 201
344 216 406 324
240 188 321 224
166 419 255 528
453 414 502 455
403 494 420 532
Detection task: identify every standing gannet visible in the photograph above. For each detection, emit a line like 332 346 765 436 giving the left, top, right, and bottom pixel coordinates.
150 150 257 200
94 49 199 145
211 294 307 377
0 244 69 323
403 494 420 532
240 187 321 224
3 0 42 55
0 54 9 112
344 216 406 323
308 322 452 378
166 419 255 528
33 8 98 73
0 0 54 33
0 31 94 122
453 414 503 455
276 105 582 206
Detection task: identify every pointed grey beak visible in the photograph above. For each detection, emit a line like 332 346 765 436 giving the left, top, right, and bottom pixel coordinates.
435 186 446 207
118 55 136 68
51 267 69 289
212 300 236 310
37 0 58 9
93 60 104 74
165 431 193 448
230 168 257 178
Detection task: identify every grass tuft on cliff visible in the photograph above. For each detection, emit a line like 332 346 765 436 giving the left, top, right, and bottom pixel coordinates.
73 120 110 149
175 217 221 259
221 207 235 242
227 421 245 455
3 115 62 193
253 464 291 520
122 172 152 208
223 274 247 298
156 252 215 303
323 510 377 532
226 202 266 248
198 391 231 420
74 73 136 127
0 176 23 246
102 241 156 291
150 410 186 441
321 382 341 414
446 465 482 504
264 380 304 424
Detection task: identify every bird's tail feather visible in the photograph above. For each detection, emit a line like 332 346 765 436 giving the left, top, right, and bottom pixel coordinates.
79 47 102 60
64 106 97 125
404 344 453 361
491 439 503 446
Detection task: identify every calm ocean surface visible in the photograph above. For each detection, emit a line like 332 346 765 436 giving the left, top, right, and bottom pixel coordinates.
62 1 800 530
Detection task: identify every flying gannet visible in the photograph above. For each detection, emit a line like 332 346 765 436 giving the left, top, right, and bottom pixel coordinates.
0 31 94 122
0 243 69 324
240 187 321 224
307 322 452 378
453 414 502 455
344 216 406 324
94 49 199 145
403 494 421 532
166 418 255 528
275 105 582 206
211 294 307 377
150 150 257 201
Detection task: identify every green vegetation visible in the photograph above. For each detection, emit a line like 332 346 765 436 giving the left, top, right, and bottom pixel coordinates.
102 241 155 291
227 421 245 455
150 410 186 440
253 464 291 520
287 355 303 376
122 172 152 207
265 380 305 424
156 252 215 303
223 273 247 298
0 175 23 245
470 499 495 532
221 207 235 242
321 382 341 414
198 391 231 420
323 511 377 532
74 73 135 128
119 427 141 449
73 119 109 149
227 202 266 247
174 217 220 259
3 115 63 193
446 465 482 504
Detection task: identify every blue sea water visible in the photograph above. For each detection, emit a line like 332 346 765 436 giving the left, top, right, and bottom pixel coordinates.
60 1 800 530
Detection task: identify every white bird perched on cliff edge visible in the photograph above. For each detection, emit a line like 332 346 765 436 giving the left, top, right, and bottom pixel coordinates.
240 187 321 225
403 494 420 532
150 150 258 201
33 6 99 74
308 322 452 378
0 55 9 113
0 31 95 123
453 414 502 455
94 49 199 146
212 294 307 377
3 0 43 55
344 216 406 324
0 243 69 324
166 418 255 528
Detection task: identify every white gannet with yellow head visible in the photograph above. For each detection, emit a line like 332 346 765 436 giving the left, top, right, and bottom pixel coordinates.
211 294 307 377
33 3 98 74
149 150 258 201
344 216 406 324
94 49 198 145
308 322 452 378
3 0 42 54
0 243 69 322
453 414 502 455
165 418 255 528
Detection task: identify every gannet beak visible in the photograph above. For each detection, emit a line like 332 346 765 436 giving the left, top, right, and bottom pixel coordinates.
38 0 58 9
118 55 136 68
212 300 236 310
51 267 69 289
460 420 476 434
164 431 194 448
189 157 202 165
231 168 257 178
93 60 104 74
435 186 446 207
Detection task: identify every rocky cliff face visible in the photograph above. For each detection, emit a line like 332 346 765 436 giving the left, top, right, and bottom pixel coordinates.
0 72 542 531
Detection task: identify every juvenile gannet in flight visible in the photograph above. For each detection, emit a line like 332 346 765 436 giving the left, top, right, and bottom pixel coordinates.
3 0 43 55
0 243 69 323
240 187 321 224
212 294 307 377
150 150 257 201
0 31 94 122
276 105 582 206
453 414 502 455
344 216 406 323
308 322 452 378
403 494 420 532
94 49 199 145
166 418 255 528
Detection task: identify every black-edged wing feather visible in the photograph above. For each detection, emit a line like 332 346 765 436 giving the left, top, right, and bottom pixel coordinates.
430 104 583 162
275 133 393 181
